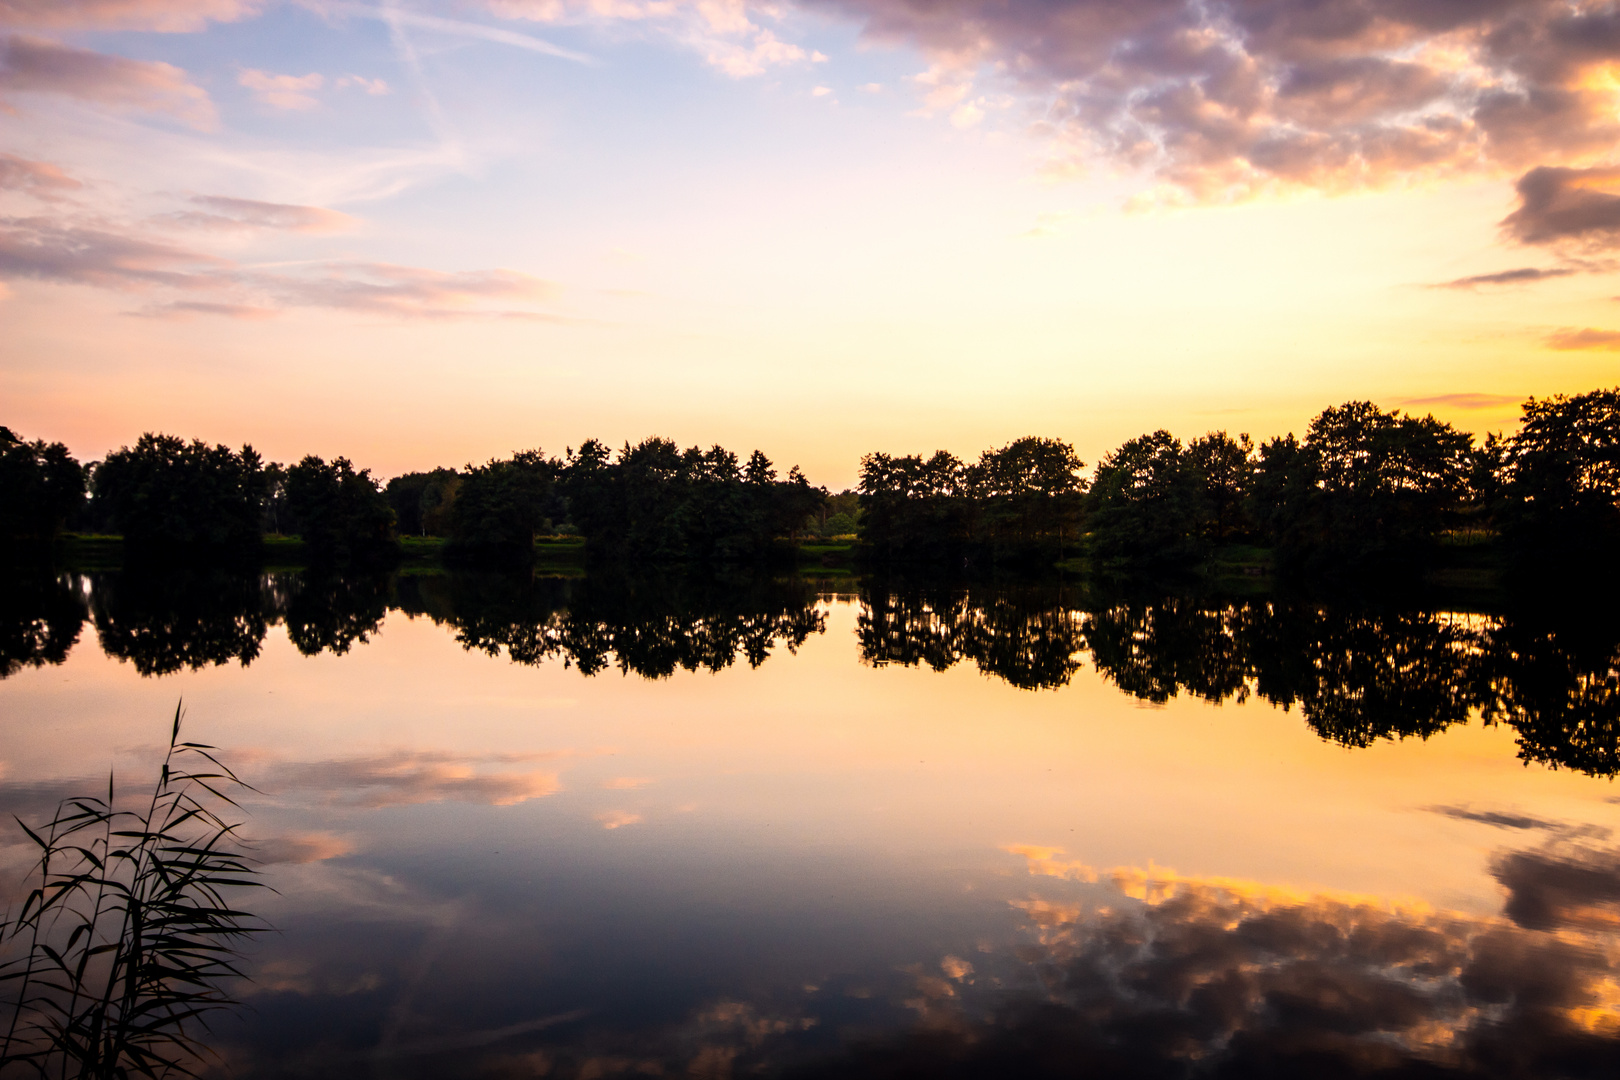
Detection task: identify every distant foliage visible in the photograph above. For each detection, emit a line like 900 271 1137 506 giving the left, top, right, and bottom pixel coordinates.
0 426 85 550
384 468 461 537
92 434 267 556
858 437 1085 565
564 438 824 563
447 451 562 565
283 455 396 565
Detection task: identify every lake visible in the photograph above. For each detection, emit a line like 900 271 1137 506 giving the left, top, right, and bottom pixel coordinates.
3 567 1619 1078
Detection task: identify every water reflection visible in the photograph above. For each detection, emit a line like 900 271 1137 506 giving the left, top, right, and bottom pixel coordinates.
395 572 828 677
201 837 1620 1079
0 569 83 677
7 568 1620 777
860 584 1620 777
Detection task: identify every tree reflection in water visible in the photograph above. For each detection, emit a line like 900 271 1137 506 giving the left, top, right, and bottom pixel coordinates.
5 567 1620 776
858 582 1620 778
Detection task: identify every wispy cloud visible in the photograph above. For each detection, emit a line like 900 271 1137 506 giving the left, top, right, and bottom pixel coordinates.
325 3 595 64
239 68 325 111
1432 267 1577 290
1396 393 1522 412
0 215 229 288
0 153 82 200
261 750 563 809
1546 327 1620 352
0 0 259 32
164 195 355 234
0 35 216 129
481 0 821 77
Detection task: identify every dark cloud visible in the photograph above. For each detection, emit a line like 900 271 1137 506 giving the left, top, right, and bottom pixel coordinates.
1502 166 1620 249
1433 266 1577 289
0 35 215 128
1428 804 1564 831
791 0 1620 202
1492 845 1620 932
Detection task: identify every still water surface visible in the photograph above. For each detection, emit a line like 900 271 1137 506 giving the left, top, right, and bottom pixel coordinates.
3 570 1620 1077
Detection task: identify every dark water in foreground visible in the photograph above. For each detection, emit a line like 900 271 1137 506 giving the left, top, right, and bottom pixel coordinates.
4 568 1620 1078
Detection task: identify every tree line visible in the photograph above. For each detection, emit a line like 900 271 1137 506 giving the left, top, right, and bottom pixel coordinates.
857 388 1620 576
5 386 1619 573
0 430 828 567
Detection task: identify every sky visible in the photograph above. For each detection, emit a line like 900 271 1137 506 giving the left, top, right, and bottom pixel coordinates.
2 0 1620 487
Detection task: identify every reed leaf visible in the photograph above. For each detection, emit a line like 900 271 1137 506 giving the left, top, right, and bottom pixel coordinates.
0 703 264 1078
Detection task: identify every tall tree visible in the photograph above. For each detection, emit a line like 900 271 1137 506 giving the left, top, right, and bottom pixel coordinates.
92 434 267 556
1085 430 1204 569
0 427 85 549
1498 388 1620 567
283 455 397 565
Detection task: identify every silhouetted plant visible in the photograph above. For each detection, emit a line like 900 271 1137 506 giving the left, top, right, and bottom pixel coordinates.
0 705 262 1078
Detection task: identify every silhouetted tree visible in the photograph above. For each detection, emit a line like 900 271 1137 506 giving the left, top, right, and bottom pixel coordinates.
857 451 970 564
385 468 461 537
964 437 1087 557
448 450 560 565
283 455 397 565
1085 430 1205 569
1498 388 1620 571
92 434 267 558
1185 431 1254 543
1248 403 1472 572
0 427 85 551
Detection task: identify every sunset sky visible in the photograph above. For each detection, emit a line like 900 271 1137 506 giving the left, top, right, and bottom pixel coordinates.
3 0 1620 486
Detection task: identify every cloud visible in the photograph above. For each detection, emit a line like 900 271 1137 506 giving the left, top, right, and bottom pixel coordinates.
261 750 562 809
602 777 651 789
329 4 594 64
1426 804 1567 832
1493 845 1620 933
771 0 1620 203
0 153 81 199
481 0 819 77
0 215 228 288
1396 393 1523 411
335 73 389 95
239 68 325 111
596 810 643 828
263 261 559 317
134 299 279 319
1546 327 1620 351
252 832 353 865
165 195 355 234
1433 266 1578 289
0 203 564 319
0 0 258 31
1502 165 1620 250
0 35 216 128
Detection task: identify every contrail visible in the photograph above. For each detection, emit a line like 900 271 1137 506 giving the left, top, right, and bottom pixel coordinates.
326 3 596 64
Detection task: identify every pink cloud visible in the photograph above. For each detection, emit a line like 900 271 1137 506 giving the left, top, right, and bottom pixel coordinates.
165 195 355 234
0 215 227 289
238 67 324 111
0 153 81 200
1546 327 1620 352
0 0 258 31
0 35 216 128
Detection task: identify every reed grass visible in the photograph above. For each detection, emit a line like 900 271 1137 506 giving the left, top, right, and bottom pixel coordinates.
0 704 262 1078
